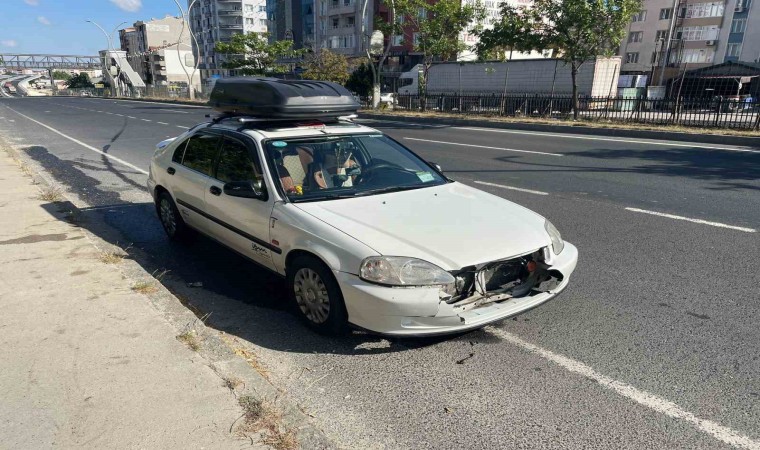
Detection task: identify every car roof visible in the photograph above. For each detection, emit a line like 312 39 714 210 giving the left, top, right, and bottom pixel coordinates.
205 118 380 140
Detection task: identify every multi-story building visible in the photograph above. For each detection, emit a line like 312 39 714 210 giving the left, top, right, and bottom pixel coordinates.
618 0 759 84
459 0 546 61
314 0 371 57
266 0 315 50
716 0 760 62
189 0 268 79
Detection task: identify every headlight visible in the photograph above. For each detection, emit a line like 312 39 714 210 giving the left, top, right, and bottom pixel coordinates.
544 220 565 255
360 256 455 286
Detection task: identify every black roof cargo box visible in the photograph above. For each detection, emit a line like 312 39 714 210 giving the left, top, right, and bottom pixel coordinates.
208 78 359 119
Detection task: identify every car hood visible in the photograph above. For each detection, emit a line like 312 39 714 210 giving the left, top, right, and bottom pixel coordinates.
294 182 551 270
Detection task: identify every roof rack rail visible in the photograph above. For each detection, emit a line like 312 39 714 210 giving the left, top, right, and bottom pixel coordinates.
205 112 358 126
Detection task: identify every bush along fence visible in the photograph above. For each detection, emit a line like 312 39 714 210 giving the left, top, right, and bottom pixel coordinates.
394 93 760 130
54 85 211 102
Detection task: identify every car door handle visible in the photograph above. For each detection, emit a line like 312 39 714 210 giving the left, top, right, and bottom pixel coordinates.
209 186 222 196
167 167 176 175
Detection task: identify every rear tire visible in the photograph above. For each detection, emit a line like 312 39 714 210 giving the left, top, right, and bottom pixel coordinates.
288 255 348 336
156 190 190 241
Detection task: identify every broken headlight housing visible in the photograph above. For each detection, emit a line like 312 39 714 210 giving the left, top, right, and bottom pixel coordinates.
360 256 455 287
544 220 565 255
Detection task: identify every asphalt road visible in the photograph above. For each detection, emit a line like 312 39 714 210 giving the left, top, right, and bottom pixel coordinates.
1 96 759 450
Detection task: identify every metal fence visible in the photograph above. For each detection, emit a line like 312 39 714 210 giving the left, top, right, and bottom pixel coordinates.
53 84 211 103
395 93 760 130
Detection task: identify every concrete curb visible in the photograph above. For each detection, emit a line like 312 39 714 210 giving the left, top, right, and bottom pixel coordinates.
2 140 336 450
360 111 760 148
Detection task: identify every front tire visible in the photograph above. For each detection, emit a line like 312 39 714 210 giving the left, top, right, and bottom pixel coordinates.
288 256 348 336
156 190 190 241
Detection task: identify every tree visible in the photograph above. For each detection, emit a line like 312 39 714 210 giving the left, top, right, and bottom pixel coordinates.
302 49 350 84
345 62 373 98
215 32 306 76
397 0 484 105
52 70 72 81
65 73 95 89
479 0 641 119
363 0 402 109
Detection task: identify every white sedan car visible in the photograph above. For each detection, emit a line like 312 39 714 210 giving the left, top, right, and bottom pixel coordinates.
148 118 577 336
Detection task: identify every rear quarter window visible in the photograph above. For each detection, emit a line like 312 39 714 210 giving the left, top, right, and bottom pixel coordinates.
181 133 221 175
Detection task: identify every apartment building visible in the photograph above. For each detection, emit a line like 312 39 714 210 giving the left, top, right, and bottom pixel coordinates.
188 0 268 79
266 0 315 49
118 16 198 88
716 0 760 62
314 0 372 57
618 0 759 83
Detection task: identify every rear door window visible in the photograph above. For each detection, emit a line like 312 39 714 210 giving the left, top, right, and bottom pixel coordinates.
215 137 263 183
180 133 220 175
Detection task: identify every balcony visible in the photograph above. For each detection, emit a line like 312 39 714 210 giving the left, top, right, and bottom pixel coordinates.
218 23 243 29
218 9 242 16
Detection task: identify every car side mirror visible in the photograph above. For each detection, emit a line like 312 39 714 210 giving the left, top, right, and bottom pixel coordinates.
223 180 267 200
430 161 443 173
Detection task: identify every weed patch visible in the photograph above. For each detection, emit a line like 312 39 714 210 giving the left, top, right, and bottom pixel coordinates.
131 280 159 294
177 330 201 351
237 395 298 450
37 186 64 202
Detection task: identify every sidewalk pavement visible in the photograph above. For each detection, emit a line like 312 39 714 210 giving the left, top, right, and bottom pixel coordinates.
0 151 259 448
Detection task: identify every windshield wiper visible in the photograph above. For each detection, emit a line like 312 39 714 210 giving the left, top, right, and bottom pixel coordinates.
291 192 357 203
354 185 428 197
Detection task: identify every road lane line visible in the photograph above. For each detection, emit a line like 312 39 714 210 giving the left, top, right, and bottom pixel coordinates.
485 326 760 450
156 121 169 125
403 137 564 157
625 207 755 233
176 125 187 129
473 180 549 196
126 116 136 119
454 127 760 153
160 109 189 114
140 118 151 122
3 105 148 175
115 113 124 117
100 98 208 108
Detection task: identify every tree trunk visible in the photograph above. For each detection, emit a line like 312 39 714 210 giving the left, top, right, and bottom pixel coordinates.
571 62 579 121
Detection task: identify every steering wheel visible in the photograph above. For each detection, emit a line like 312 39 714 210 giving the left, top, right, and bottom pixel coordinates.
354 162 403 184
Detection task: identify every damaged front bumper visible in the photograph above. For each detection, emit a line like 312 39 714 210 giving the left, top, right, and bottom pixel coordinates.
337 242 578 336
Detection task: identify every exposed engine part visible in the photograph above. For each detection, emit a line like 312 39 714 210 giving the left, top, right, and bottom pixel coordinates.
446 248 562 305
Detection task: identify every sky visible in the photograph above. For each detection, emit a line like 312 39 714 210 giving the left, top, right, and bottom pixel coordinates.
0 0 185 56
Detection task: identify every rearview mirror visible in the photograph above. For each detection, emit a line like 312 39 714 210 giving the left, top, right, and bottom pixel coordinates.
223 180 267 200
429 161 443 173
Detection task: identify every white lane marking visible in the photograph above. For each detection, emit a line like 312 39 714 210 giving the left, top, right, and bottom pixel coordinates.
625 207 756 233
159 108 189 114
98 98 208 108
485 326 760 450
126 116 136 119
455 127 760 154
140 118 151 122
115 113 124 117
3 105 148 175
473 180 549 196
403 137 564 157
176 125 187 129
156 121 169 125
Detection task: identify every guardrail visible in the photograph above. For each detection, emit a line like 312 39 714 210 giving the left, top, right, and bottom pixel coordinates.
395 94 760 130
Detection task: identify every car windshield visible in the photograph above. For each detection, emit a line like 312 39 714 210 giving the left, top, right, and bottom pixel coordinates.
264 133 447 202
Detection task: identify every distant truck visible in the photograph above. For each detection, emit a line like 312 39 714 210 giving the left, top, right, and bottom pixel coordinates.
397 57 621 98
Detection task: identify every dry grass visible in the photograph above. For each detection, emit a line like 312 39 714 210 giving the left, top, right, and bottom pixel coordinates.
37 185 64 202
98 249 125 264
222 376 244 392
177 330 201 351
220 334 270 380
131 280 159 294
364 109 760 138
237 395 298 450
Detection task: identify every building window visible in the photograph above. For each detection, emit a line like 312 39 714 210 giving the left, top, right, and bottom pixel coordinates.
677 48 715 63
346 16 355 28
731 18 747 33
655 30 668 41
659 8 672 19
245 18 254 25
631 10 647 21
413 32 421 46
260 19 267 27
332 17 339 29
625 52 640 64
392 35 403 46
684 2 724 18
727 43 742 57
677 25 719 41
418 7 426 19
244 4 253 12
259 5 266 12
628 31 644 43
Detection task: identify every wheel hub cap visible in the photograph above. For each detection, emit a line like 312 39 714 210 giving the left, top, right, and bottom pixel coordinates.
294 268 330 324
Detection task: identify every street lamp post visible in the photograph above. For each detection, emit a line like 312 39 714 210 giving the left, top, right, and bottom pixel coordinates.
173 0 201 100
87 19 126 97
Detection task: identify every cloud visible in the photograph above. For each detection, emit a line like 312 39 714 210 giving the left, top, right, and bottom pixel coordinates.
24 0 39 5
109 0 141 12
1 40 18 48
37 16 51 25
